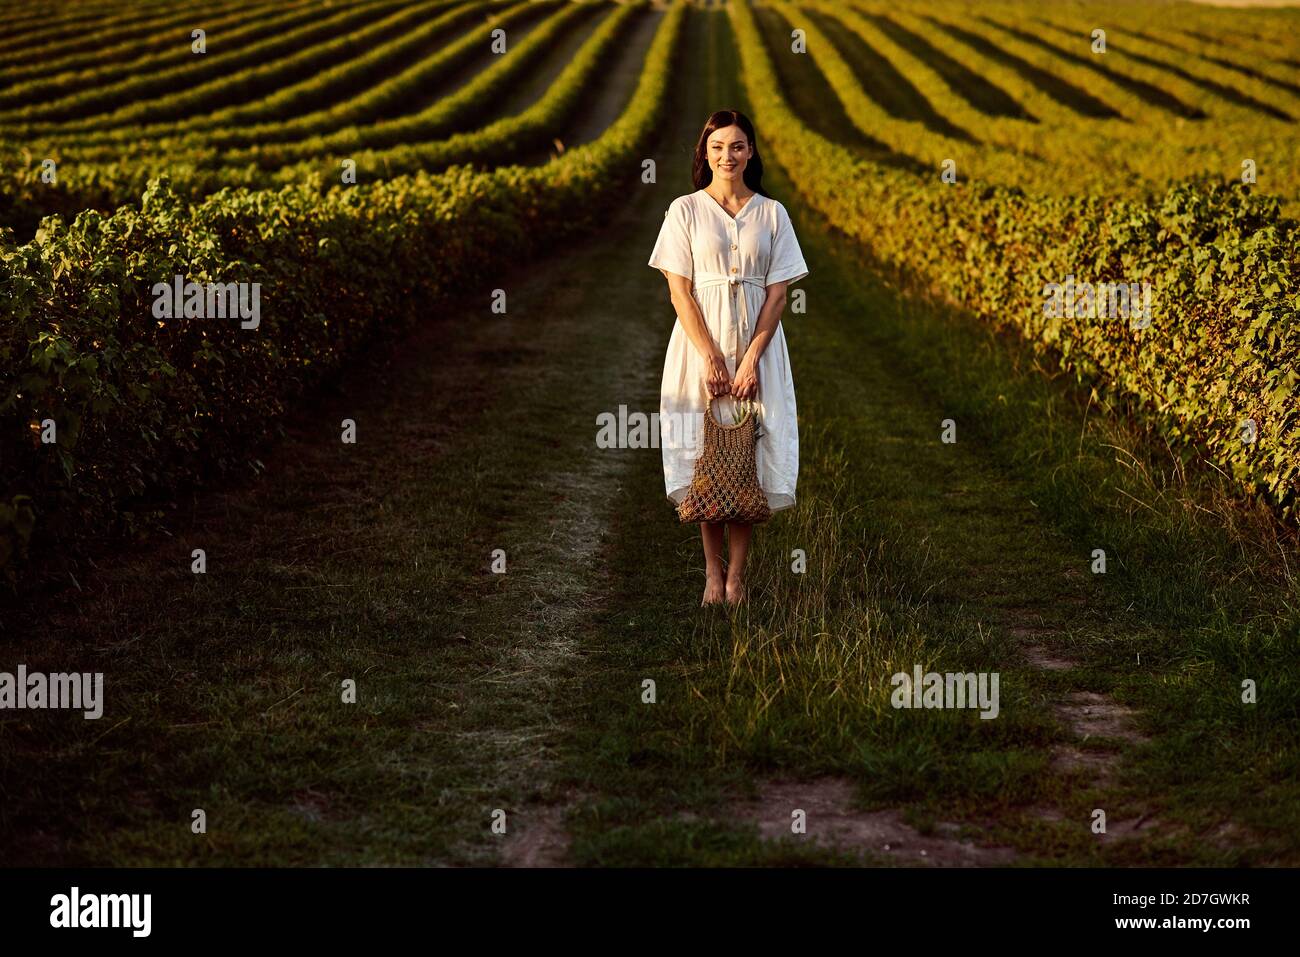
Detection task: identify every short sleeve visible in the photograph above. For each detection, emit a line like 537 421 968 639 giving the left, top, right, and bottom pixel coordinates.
765 201 809 287
647 198 693 281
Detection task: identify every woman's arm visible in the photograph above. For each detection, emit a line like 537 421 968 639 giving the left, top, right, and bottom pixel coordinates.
661 270 732 397
730 280 790 399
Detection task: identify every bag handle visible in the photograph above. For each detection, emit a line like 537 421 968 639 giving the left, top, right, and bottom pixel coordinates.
702 380 758 430
702 358 764 408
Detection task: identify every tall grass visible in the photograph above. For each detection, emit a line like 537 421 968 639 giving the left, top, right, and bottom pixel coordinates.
665 439 1055 807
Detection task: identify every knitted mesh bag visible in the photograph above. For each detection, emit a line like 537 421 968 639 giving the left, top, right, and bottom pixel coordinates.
676 398 771 525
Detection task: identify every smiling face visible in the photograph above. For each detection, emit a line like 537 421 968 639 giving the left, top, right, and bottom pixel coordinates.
707 124 753 187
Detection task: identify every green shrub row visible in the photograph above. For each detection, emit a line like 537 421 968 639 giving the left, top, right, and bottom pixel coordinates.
0 0 278 87
0 0 218 64
27 0 516 147
223 0 600 167
732 0 1300 519
0 1 596 233
0 0 685 584
0 0 403 126
837 2 1300 212
11 0 459 130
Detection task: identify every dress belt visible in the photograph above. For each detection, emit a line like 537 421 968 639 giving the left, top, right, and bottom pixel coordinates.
692 271 766 368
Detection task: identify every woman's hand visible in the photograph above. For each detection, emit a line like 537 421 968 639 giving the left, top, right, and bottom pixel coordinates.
731 355 759 400
705 351 732 397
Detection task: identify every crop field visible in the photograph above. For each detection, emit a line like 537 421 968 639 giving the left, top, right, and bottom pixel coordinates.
1 0 1298 887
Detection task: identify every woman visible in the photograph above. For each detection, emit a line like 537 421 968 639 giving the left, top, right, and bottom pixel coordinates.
646 109 809 606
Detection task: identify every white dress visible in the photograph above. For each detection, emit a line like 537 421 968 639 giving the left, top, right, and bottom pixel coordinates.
647 189 809 513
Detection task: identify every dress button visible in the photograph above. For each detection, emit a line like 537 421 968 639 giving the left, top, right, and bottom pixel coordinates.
730 266 737 273
730 244 737 250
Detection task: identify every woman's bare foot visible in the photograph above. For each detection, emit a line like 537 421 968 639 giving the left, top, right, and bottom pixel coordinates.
702 570 726 606
725 571 746 605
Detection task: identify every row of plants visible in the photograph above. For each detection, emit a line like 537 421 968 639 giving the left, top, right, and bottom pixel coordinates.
0 0 402 126
760 3 1044 190
0 1 606 237
25 0 518 147
1111 19 1300 87
0 0 227 61
104 0 594 165
62 0 458 131
943 4 1295 128
733 0 1300 521
791 2 1300 213
1027 4 1300 116
0 0 294 87
0 0 686 585
1035 0 1300 59
0 1 587 230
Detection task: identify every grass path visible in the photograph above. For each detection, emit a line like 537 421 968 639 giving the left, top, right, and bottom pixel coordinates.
2 6 1297 867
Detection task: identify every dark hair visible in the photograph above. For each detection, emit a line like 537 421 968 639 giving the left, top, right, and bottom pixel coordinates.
691 109 767 195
